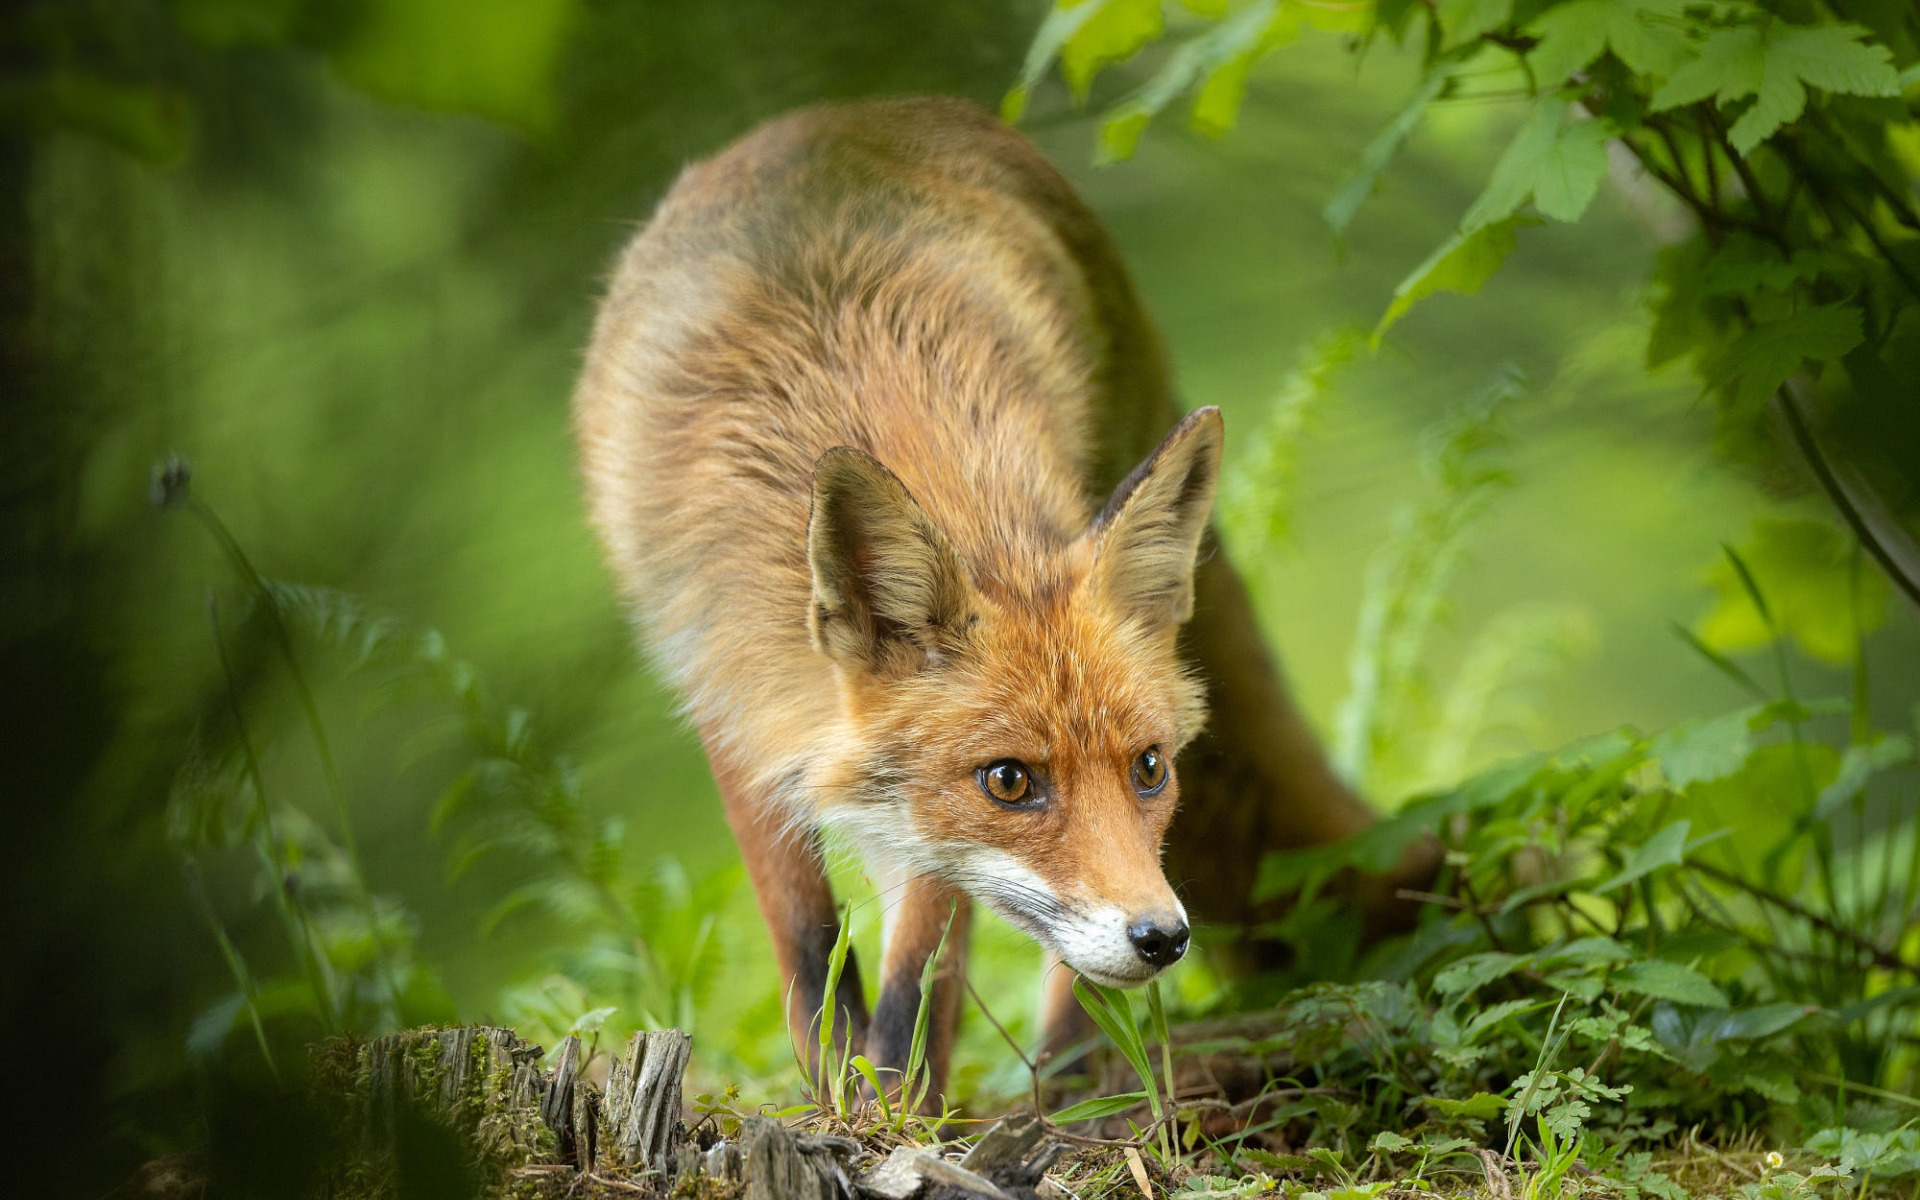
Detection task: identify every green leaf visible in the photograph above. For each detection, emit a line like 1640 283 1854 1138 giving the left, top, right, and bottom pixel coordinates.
820 906 854 1050
1464 998 1552 1042
1539 937 1635 966
1616 960 1729 1008
1463 99 1609 228
1437 0 1514 47
850 1055 889 1120
567 1005 617 1036
1651 26 1766 112
1005 1 1110 120
1375 216 1532 342
1239 1149 1319 1172
1708 1002 1821 1042
1680 741 1840 887
1063 0 1167 98
1816 735 1913 818
1525 0 1689 84
1651 20 1899 155
1593 820 1691 893
1651 706 1761 788
1670 621 1769 700
1052 1091 1151 1123
1530 117 1611 221
1094 0 1282 160
1073 976 1156 1091
1326 71 1449 235
1697 515 1887 665
1425 1091 1508 1120
1434 951 1531 996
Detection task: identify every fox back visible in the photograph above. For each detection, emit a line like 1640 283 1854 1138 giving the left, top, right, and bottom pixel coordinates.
575 96 1221 987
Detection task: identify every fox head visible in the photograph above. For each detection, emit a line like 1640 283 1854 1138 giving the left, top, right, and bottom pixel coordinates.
805 408 1223 987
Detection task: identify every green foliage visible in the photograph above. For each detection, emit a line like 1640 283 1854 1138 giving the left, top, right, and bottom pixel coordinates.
1215 332 1360 561
1009 0 1920 582
1646 20 1899 156
777 901 956 1138
1332 368 1529 795
1698 516 1888 665
3 0 576 161
1013 11 1920 1178
159 469 738 1074
1463 99 1612 229
1375 217 1533 343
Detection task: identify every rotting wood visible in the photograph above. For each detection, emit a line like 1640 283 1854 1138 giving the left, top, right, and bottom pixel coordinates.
600 1028 694 1170
300 1025 692 1196
132 1026 1074 1199
959 1114 1045 1173
357 1025 553 1164
744 1117 843 1200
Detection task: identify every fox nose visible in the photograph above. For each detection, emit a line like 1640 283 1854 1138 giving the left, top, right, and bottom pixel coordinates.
1127 915 1190 968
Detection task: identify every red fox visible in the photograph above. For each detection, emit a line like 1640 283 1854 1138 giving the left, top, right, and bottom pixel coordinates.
575 96 1310 1096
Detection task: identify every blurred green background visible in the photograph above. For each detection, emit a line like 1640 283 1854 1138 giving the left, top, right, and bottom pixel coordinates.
6 0 1916 1186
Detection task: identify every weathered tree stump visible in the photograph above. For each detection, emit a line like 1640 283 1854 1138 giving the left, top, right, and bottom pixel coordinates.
304 1025 689 1196
356 1026 557 1165
600 1027 693 1171
133 1025 1073 1200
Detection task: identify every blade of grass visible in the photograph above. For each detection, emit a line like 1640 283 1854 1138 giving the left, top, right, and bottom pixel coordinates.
904 904 957 1122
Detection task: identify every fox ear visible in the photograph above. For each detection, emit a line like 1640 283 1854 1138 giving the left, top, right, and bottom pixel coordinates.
1090 407 1224 628
808 447 975 676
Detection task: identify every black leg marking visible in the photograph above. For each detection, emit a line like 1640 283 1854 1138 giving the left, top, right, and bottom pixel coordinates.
867 967 924 1076
791 915 868 1055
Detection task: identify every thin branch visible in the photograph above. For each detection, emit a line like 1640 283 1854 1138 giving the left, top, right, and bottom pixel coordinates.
1455 872 1512 952
1806 108 1920 234
1690 859 1917 977
1698 107 1784 237
1773 380 1920 613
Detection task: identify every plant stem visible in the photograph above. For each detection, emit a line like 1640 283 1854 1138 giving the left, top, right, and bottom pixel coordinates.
1772 382 1920 612
1690 860 1915 977
182 858 283 1083
186 498 405 1022
206 593 341 1033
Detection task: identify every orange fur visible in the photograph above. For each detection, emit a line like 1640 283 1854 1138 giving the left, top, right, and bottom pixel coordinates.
574 96 1221 1093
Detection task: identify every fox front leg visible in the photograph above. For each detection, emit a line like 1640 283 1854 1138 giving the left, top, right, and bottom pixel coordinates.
705 735 868 1077
867 871 972 1109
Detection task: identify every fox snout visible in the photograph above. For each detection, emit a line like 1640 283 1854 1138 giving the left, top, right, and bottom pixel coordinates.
1128 911 1190 969
1032 888 1190 987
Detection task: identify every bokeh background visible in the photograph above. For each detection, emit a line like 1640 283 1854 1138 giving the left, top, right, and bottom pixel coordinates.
7 0 1917 1187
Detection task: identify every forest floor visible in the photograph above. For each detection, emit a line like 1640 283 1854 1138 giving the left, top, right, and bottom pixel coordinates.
142 1021 1868 1200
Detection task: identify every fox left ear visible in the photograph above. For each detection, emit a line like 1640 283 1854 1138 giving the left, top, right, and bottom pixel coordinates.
807 446 976 677
1090 407 1224 628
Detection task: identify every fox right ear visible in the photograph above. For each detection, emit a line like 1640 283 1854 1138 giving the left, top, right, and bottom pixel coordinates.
807 447 975 677
1090 407 1224 629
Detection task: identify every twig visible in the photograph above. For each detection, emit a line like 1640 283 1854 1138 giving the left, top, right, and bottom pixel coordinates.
963 971 1044 1121
1478 1150 1515 1200
1456 872 1511 952
1690 860 1916 976
1773 381 1920 613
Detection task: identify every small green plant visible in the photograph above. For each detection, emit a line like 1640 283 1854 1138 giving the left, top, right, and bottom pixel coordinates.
157 459 431 1067
157 458 741 1078
1007 0 1920 619
1059 977 1185 1166
789 902 958 1138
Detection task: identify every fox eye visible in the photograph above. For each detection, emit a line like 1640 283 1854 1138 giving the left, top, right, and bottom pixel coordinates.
1132 746 1169 796
977 759 1034 806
